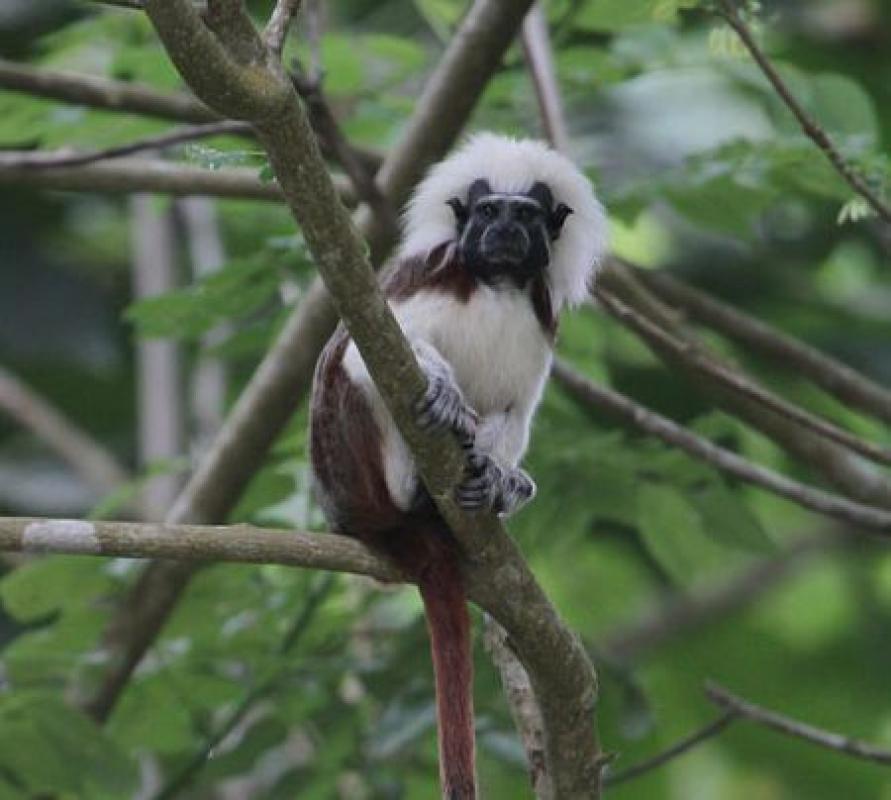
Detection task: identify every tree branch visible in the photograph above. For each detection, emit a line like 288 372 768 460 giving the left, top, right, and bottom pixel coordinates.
594 286 891 468
520 3 570 154
484 616 551 799
599 261 891 510
706 682 891 765
552 360 891 534
0 156 298 202
603 713 737 788
0 57 218 124
0 366 129 495
716 0 891 224
264 0 302 56
634 269 891 427
1 121 250 169
0 517 397 581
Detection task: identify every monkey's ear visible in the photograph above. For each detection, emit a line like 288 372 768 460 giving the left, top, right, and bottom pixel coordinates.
548 203 573 240
447 197 468 230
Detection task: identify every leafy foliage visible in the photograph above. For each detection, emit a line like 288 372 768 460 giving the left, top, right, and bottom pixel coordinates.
1 0 890 798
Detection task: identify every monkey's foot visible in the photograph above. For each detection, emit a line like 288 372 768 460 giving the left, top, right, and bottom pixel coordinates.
413 344 477 439
456 451 535 516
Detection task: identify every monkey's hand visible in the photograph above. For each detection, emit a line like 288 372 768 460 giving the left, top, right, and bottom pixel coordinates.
456 448 536 516
413 341 478 440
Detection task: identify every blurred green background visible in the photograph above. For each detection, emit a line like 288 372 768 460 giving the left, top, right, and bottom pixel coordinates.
1 1 890 797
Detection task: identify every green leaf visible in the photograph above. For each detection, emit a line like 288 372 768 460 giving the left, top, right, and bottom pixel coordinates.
0 693 136 795
687 482 773 551
124 256 280 340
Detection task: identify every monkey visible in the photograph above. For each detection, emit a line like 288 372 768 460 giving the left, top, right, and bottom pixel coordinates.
309 133 606 799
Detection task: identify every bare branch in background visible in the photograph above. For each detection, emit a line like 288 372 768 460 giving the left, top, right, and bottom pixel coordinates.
484 617 552 799
594 286 891 468
0 156 294 202
601 536 836 664
706 682 891 765
290 68 394 229
179 198 229 454
635 269 891 427
552 360 891 534
0 57 218 124
2 121 250 170
521 2 570 154
130 196 185 519
0 366 129 495
716 0 891 224
0 517 397 581
264 0 303 56
603 714 737 788
599 261 891 510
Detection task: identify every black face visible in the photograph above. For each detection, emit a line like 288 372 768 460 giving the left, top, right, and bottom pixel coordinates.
447 179 573 288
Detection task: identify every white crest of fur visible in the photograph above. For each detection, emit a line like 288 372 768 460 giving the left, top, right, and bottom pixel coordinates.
400 132 608 310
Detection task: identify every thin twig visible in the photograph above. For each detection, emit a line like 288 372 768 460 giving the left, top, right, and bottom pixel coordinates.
264 0 302 56
634 268 891 427
5 121 249 170
716 0 891 224
706 682 891 765
552 359 891 534
290 67 394 228
521 2 570 154
0 366 129 495
594 286 891 468
603 713 737 788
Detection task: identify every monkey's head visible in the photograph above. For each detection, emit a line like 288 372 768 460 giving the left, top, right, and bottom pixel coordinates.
401 133 607 309
446 179 572 287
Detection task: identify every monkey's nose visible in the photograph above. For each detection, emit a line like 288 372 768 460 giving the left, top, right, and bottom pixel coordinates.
481 224 529 264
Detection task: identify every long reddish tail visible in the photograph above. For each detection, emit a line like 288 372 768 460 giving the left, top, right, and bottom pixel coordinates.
418 554 476 800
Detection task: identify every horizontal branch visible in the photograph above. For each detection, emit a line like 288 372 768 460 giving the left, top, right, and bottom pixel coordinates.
603 713 737 788
0 57 218 124
552 359 891 534
0 517 398 582
0 155 354 204
3 121 250 169
635 269 891 427
594 287 891 467
706 682 891 766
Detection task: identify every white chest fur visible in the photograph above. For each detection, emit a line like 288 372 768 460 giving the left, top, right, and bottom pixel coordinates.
392 286 552 415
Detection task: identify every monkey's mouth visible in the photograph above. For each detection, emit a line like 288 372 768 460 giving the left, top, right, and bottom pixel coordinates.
480 229 529 265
